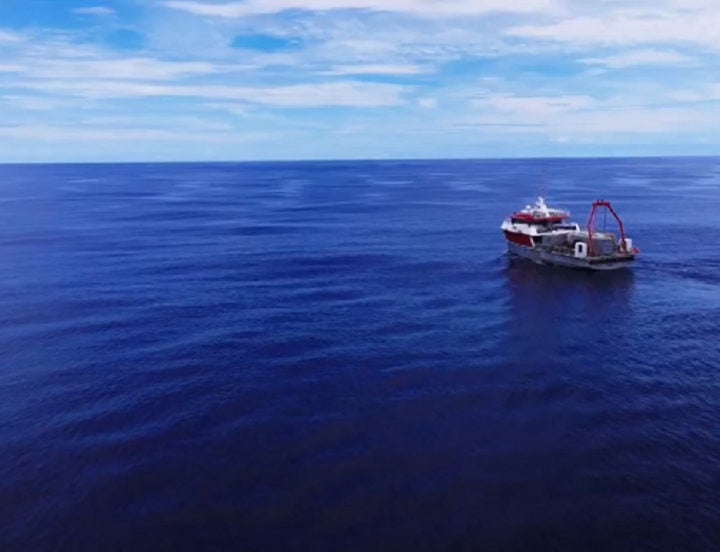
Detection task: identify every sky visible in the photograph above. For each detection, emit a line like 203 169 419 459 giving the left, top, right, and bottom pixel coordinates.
0 0 719 162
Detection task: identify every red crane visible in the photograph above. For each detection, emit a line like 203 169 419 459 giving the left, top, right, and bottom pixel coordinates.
586 200 629 257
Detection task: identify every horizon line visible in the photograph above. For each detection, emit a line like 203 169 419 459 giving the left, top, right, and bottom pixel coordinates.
1 153 719 166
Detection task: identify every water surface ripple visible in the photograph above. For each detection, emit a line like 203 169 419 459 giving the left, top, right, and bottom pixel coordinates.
2 158 720 550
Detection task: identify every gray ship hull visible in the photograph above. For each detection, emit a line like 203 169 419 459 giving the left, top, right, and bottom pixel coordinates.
507 242 635 271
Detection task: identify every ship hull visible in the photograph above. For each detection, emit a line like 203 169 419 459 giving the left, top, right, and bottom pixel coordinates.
507 242 634 271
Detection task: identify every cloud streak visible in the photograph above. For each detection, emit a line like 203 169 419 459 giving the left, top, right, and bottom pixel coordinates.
0 29 22 42
324 64 430 76
15 58 222 80
581 49 695 69
507 10 720 49
17 79 410 107
165 0 553 18
73 6 115 16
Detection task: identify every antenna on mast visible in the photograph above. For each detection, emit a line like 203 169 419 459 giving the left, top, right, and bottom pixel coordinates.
537 165 548 203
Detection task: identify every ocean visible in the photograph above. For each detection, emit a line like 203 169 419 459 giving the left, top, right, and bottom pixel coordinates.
2 158 720 550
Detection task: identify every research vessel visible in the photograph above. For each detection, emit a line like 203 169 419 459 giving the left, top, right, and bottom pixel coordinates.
501 197 638 270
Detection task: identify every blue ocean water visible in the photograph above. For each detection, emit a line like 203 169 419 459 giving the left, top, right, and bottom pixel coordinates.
1 158 720 550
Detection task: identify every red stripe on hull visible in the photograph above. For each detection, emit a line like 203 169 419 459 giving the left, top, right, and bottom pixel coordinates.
503 230 534 247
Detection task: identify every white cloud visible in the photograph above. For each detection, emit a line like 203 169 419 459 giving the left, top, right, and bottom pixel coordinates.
202 102 250 115
0 29 22 42
164 0 553 18
325 63 429 75
456 109 719 135
476 94 596 116
0 94 84 110
506 10 720 49
466 92 720 134
557 107 719 134
73 6 115 16
18 58 222 80
0 124 240 142
581 49 695 68
18 79 409 107
78 114 236 132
